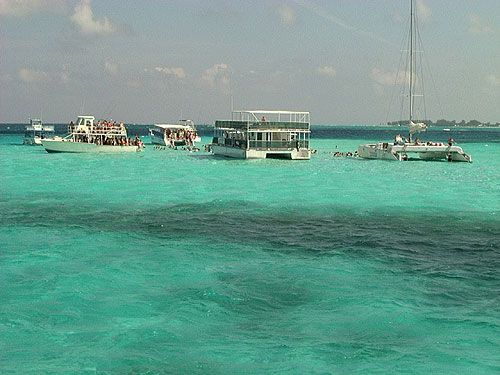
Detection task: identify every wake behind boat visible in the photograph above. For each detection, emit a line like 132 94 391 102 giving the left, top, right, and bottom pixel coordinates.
42 115 144 153
358 0 471 163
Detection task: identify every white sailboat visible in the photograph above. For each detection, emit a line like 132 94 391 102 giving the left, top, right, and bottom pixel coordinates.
358 0 471 162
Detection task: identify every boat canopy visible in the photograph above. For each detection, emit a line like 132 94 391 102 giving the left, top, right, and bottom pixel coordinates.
76 116 95 127
231 110 310 124
153 124 193 130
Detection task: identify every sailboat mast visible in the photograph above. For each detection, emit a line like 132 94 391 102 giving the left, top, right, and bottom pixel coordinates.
409 0 414 126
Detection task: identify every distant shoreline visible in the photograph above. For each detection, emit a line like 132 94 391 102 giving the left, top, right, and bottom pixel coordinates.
1 122 499 136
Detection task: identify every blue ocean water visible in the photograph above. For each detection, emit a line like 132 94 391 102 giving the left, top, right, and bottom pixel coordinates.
1 127 499 374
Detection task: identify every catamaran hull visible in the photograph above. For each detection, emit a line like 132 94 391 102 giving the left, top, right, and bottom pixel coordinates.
211 144 310 160
358 143 472 162
358 144 400 160
42 139 140 153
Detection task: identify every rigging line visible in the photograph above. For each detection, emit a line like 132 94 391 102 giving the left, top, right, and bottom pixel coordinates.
420 29 444 122
413 3 426 122
417 29 427 122
385 15 411 126
402 16 412 124
409 0 414 124
414 2 443 122
106 102 117 121
423 53 444 121
103 100 115 120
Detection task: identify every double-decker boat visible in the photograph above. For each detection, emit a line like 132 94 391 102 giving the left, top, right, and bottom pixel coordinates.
211 110 311 159
149 119 200 147
42 115 143 153
23 118 55 145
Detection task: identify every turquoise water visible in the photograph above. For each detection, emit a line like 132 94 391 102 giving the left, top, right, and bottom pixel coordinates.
1 128 500 374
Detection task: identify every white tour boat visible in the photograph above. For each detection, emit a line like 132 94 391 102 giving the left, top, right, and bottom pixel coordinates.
358 0 471 163
149 119 200 147
211 110 311 159
23 118 55 145
42 115 143 153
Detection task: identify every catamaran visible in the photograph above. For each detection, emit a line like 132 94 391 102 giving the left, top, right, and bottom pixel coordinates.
211 110 311 159
42 115 143 153
358 0 471 162
23 118 55 145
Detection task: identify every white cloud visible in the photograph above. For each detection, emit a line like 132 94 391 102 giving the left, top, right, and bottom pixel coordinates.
19 68 49 83
153 66 186 79
469 15 493 35
0 0 66 17
317 66 337 78
71 0 116 35
416 0 432 22
487 75 500 87
371 68 408 86
201 63 232 92
104 61 119 75
277 5 296 25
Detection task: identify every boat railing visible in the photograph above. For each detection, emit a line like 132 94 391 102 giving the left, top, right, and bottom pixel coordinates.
219 139 310 149
215 120 309 130
249 140 310 149
68 125 127 136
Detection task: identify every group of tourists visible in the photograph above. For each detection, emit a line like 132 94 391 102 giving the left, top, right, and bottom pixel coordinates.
394 134 456 147
163 128 198 147
153 145 200 152
69 120 126 135
330 151 359 157
95 136 144 147
72 132 144 148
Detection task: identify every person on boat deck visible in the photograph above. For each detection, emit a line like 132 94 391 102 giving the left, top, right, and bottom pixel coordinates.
261 116 266 122
414 137 421 144
448 137 455 146
394 134 403 145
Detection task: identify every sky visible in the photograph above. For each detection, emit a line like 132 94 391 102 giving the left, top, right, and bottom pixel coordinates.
1 0 499 125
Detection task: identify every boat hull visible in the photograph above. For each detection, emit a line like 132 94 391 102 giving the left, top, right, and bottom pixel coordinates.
358 144 400 160
23 137 43 146
211 144 310 160
42 139 140 153
150 131 190 147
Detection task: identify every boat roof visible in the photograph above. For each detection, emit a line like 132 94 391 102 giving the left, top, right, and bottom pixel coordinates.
234 110 309 115
25 125 54 131
77 115 95 120
153 123 193 130
229 110 310 124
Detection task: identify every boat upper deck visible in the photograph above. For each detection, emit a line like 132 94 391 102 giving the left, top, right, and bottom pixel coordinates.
215 110 310 131
67 116 128 137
